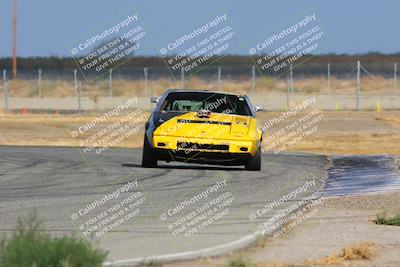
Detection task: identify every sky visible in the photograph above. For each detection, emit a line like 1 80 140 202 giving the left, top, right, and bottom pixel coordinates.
0 0 398 57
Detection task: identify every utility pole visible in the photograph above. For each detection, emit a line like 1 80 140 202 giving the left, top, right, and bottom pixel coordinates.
356 60 360 111
12 0 17 79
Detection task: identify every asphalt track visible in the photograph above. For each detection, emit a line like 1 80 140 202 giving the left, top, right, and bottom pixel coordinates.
323 155 400 197
0 146 328 263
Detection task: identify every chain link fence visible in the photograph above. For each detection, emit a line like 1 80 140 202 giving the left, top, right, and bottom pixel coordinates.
1 61 399 112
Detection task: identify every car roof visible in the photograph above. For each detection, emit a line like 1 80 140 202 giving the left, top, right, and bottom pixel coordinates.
164 89 246 97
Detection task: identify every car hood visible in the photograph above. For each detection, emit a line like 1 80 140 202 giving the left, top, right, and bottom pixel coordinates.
153 111 258 140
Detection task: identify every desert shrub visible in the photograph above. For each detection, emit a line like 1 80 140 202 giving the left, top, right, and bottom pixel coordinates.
374 213 400 226
0 213 107 267
227 256 257 267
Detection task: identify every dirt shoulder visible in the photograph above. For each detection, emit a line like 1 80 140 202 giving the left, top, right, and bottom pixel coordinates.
0 111 400 155
164 191 400 267
261 111 400 155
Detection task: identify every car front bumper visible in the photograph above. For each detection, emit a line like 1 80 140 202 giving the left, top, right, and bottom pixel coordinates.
152 135 259 155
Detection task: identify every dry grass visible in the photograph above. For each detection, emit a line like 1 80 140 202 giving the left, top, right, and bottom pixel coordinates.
258 262 294 267
289 133 400 155
5 76 397 98
0 113 148 148
257 111 400 155
226 256 295 267
0 111 399 155
375 115 400 126
305 241 377 265
7 79 76 97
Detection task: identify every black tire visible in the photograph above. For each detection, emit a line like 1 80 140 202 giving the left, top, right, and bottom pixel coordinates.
245 147 261 171
141 135 157 168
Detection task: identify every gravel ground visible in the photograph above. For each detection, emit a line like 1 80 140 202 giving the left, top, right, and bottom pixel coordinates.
165 191 400 267
322 191 400 217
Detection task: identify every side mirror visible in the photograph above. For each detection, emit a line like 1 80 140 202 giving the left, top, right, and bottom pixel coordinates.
254 105 264 112
150 97 159 104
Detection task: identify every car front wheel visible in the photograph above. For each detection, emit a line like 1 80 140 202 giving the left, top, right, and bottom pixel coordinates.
141 135 157 168
245 147 261 171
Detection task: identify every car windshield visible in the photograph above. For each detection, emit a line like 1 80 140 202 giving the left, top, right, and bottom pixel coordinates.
160 92 252 116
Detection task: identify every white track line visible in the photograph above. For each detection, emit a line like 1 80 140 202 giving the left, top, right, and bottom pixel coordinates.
103 234 256 266
103 193 323 266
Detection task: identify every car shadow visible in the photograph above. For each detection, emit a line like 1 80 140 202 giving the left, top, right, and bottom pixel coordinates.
122 163 244 171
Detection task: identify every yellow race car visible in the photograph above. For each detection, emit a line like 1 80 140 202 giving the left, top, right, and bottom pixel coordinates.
142 89 263 171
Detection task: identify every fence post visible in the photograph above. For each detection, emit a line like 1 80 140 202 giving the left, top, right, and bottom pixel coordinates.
356 60 360 111
109 68 113 98
289 63 293 93
394 62 397 93
78 81 81 113
217 66 222 91
150 81 154 110
38 68 42 98
144 67 148 96
327 63 331 93
3 70 7 112
251 65 256 92
73 69 78 96
286 74 290 111
180 67 185 89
